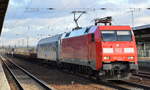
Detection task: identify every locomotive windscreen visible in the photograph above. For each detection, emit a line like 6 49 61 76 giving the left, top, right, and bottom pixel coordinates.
101 30 132 41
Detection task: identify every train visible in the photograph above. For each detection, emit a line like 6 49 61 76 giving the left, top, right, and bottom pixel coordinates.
9 17 139 80
36 25 138 80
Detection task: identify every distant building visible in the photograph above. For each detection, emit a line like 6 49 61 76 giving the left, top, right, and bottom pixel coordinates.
133 24 150 57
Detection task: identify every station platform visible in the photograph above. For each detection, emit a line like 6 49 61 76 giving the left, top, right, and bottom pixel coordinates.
138 57 150 61
0 56 10 90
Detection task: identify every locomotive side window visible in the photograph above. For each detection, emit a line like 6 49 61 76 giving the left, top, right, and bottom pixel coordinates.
65 32 71 37
91 33 95 42
101 30 132 41
84 27 90 33
101 31 116 41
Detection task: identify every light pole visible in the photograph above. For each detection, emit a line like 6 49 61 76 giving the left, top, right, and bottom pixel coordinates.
26 26 30 49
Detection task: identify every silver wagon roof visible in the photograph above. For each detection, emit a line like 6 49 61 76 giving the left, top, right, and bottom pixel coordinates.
38 34 62 45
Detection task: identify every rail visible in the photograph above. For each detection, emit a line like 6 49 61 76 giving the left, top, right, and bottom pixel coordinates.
60 67 150 90
117 80 150 90
0 55 54 90
2 55 150 90
133 71 150 79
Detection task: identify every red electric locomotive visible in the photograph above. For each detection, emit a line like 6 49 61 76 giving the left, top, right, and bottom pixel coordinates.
60 25 138 80
37 17 138 80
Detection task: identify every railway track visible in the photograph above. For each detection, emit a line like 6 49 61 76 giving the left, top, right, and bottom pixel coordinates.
3 55 114 90
69 72 150 90
60 68 130 90
0 56 54 90
109 80 150 90
46 62 150 90
133 71 150 79
3 55 150 90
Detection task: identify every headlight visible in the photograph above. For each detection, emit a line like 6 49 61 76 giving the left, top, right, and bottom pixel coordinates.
124 48 134 53
104 56 110 59
103 48 113 53
128 56 134 59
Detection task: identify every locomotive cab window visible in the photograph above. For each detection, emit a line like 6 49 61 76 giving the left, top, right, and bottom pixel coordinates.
117 31 132 41
101 31 116 41
101 30 132 41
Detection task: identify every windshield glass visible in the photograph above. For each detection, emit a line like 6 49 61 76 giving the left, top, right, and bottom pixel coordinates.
101 30 132 41
101 31 116 41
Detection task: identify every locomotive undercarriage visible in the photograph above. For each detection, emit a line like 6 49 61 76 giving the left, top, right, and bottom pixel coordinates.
98 61 138 80
58 61 138 80
58 62 93 75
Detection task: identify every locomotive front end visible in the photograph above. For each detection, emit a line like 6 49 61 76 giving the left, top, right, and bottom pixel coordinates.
97 26 138 80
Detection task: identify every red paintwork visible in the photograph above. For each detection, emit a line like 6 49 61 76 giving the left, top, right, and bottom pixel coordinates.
61 26 137 71
99 26 131 30
61 34 96 62
97 26 138 70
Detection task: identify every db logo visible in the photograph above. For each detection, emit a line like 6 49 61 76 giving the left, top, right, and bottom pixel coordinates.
116 44 120 47
115 48 122 53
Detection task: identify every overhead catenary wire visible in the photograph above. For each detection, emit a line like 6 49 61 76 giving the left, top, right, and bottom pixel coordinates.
4 5 150 47
24 7 150 27
24 7 150 12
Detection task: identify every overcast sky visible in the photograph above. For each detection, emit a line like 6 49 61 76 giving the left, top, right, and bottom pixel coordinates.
0 0 150 47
